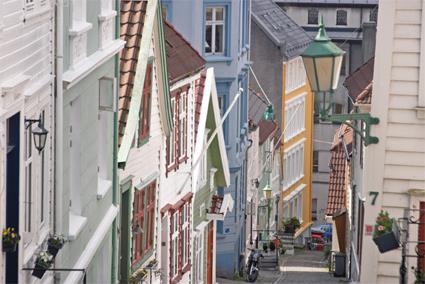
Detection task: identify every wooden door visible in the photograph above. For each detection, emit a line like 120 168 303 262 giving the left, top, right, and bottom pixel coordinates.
207 221 214 284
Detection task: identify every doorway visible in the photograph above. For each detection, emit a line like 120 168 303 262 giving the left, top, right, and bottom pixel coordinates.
6 113 20 283
119 180 132 283
207 221 214 284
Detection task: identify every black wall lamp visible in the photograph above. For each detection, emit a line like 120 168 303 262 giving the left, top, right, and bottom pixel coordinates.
25 115 48 153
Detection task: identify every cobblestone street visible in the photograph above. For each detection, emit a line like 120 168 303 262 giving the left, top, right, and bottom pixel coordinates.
218 249 346 284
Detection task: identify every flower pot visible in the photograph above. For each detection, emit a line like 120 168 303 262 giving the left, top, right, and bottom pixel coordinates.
32 263 48 279
47 245 60 257
2 242 17 253
373 222 400 253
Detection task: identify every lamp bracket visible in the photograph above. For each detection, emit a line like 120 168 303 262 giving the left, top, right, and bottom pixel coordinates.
320 111 379 146
24 116 42 129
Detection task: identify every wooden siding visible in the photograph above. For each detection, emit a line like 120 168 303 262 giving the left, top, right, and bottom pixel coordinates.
361 0 425 282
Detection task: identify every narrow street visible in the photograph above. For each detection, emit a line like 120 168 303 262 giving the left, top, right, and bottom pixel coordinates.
218 249 345 284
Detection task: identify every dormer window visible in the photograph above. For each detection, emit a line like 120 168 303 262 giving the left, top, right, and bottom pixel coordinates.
336 9 347 26
308 8 319 25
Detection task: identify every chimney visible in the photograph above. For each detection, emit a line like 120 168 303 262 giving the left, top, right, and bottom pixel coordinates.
362 22 377 63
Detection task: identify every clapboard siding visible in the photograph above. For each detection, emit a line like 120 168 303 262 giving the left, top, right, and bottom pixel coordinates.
362 1 425 282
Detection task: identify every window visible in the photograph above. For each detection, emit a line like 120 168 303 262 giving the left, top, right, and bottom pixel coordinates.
205 7 225 55
167 86 189 171
169 200 191 281
132 181 156 266
132 190 144 264
139 63 152 143
194 231 204 283
313 151 319 172
369 8 378 22
285 57 306 94
336 10 347 26
284 94 306 142
308 8 319 25
333 103 343 114
283 140 305 189
70 96 82 216
340 54 346 76
312 198 318 221
24 122 33 235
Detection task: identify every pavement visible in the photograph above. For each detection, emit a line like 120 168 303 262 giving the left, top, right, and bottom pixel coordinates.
217 249 347 284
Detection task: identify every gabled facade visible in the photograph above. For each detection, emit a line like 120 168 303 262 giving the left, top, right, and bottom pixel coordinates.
191 67 231 284
361 1 425 282
0 1 55 282
251 0 314 240
163 0 251 277
117 1 172 283
158 21 205 284
54 0 124 282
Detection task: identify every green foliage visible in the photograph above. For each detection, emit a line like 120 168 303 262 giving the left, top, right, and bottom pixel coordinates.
412 267 425 284
48 235 65 249
35 251 53 269
2 227 20 248
373 210 395 238
282 217 301 233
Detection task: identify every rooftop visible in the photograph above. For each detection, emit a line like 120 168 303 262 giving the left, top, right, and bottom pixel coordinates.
164 21 205 84
252 0 312 59
344 57 374 103
119 0 148 146
326 125 353 216
274 0 378 6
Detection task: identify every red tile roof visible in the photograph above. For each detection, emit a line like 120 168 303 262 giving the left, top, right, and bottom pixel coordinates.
119 0 148 146
326 125 353 216
164 21 205 84
258 120 278 145
344 57 374 103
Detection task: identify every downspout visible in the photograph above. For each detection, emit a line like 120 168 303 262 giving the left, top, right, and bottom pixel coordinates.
55 0 64 274
111 0 120 282
53 1 64 282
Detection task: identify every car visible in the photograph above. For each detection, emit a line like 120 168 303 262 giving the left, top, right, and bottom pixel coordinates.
308 234 326 251
311 224 332 240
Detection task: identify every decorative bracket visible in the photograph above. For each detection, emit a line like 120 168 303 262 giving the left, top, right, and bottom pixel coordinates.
320 110 380 146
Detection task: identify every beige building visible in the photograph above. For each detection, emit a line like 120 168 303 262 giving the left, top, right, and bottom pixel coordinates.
361 0 425 283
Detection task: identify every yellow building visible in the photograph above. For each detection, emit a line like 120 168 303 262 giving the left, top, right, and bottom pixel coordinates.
280 57 314 238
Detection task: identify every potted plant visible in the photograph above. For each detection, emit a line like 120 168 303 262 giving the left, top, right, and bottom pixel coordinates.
412 267 425 284
47 235 65 257
372 210 400 253
282 217 301 235
2 227 20 253
32 251 53 279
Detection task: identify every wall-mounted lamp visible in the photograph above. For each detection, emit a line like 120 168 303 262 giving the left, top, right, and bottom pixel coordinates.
24 115 48 153
251 178 260 189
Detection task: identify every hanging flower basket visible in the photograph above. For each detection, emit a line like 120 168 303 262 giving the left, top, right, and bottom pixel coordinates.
32 251 53 279
372 211 400 253
2 227 20 253
47 235 65 257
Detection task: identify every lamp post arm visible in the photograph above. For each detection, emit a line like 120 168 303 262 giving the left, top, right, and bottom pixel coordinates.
320 112 380 146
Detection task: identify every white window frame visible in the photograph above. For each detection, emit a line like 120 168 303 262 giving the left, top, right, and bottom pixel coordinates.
24 124 34 246
285 57 306 94
283 139 305 190
205 7 226 56
336 9 348 26
284 94 306 142
171 212 179 278
182 203 190 267
178 92 187 159
168 98 176 166
200 130 209 186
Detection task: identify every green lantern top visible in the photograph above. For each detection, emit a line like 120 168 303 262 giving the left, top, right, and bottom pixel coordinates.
302 18 345 58
263 105 276 121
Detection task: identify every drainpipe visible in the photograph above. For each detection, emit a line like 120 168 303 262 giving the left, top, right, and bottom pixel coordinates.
53 0 65 282
54 0 64 278
111 0 120 282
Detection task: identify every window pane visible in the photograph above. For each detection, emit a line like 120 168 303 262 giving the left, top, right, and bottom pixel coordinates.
205 25 212 53
206 8 213 21
215 7 224 21
308 8 318 25
215 24 224 53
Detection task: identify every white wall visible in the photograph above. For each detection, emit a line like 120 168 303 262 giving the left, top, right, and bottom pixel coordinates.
0 0 54 282
361 0 425 283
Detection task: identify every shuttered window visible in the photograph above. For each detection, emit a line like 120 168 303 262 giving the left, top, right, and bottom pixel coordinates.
139 63 152 143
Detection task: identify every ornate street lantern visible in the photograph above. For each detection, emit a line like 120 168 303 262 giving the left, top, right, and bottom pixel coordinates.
25 115 49 153
300 18 380 146
263 105 275 121
262 184 272 200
